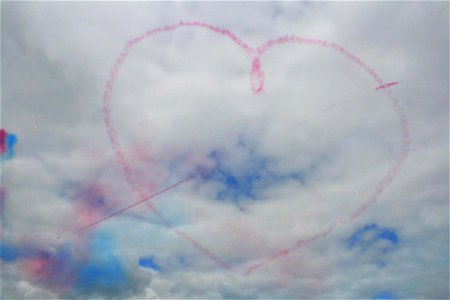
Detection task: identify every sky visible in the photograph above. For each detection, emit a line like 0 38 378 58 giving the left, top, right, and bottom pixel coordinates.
1 1 449 299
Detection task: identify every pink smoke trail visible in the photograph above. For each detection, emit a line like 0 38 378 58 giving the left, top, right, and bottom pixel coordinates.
102 21 248 271
344 91 409 223
102 21 409 275
240 35 409 274
375 81 399 91
250 57 265 94
245 221 337 275
77 175 193 232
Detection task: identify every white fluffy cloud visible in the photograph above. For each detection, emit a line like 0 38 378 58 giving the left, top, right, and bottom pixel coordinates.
1 2 448 299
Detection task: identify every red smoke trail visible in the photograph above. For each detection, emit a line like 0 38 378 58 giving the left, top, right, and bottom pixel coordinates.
241 35 409 273
250 57 265 94
245 221 337 275
375 81 399 91
101 21 247 271
345 90 409 223
102 22 409 275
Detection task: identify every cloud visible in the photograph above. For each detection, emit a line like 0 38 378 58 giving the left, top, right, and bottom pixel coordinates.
1 1 448 299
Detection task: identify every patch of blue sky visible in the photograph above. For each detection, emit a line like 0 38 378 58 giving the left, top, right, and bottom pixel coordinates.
347 224 399 250
201 143 306 208
347 223 378 249
377 228 399 244
347 223 400 268
139 256 161 271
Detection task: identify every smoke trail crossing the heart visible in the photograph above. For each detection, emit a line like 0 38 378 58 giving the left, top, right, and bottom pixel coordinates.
77 175 194 232
324 81 400 112
375 81 399 91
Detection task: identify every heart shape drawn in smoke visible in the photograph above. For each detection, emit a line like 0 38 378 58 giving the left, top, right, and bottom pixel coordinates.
101 21 409 275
